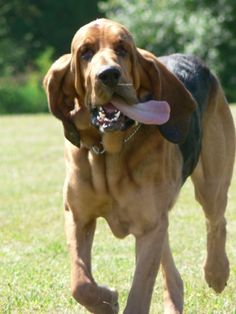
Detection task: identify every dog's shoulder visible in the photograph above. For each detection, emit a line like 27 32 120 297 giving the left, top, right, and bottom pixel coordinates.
158 54 215 182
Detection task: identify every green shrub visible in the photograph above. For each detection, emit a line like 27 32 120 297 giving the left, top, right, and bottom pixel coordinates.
99 0 236 102
0 77 47 114
0 48 53 114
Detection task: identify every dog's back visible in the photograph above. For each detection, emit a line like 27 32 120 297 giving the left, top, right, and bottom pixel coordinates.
159 54 231 181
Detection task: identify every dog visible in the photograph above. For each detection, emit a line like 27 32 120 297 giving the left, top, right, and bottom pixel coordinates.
44 18 235 314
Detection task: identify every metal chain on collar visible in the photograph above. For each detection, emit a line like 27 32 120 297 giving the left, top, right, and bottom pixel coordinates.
123 123 142 144
90 123 142 155
90 143 106 155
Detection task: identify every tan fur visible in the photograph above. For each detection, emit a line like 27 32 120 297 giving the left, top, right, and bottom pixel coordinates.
44 19 235 314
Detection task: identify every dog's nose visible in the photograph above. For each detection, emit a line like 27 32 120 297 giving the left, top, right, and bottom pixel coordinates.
97 66 121 88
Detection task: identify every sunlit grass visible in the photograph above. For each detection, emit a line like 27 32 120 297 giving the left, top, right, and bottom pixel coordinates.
0 108 235 313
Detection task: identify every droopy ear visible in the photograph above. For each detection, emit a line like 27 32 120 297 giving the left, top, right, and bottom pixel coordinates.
43 54 80 147
136 49 197 143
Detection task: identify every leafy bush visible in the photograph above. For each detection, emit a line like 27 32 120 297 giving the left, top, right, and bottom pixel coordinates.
0 81 46 114
99 0 236 101
0 48 53 114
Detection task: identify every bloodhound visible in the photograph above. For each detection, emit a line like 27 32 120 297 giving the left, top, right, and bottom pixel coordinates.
44 19 235 314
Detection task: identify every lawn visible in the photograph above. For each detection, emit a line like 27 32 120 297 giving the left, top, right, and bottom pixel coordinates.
0 108 235 314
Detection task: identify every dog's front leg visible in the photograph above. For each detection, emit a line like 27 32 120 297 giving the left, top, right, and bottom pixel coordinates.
65 210 119 314
124 213 168 314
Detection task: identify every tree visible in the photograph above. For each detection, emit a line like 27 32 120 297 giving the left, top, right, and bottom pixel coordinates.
0 0 100 75
0 0 101 113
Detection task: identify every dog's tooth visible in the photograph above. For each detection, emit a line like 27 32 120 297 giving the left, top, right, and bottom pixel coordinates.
115 111 121 119
99 112 105 118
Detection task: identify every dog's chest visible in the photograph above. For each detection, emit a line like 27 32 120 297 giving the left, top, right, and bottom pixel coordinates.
83 149 182 237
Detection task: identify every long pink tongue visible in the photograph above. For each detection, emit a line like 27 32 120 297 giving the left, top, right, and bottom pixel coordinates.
112 100 170 125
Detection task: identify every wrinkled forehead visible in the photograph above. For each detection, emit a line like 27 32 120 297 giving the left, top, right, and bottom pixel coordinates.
71 19 134 49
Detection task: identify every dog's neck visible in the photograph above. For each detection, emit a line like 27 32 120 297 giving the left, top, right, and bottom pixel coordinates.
79 123 142 155
70 94 152 154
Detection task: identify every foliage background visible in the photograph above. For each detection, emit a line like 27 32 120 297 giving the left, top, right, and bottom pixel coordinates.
0 0 236 113
0 0 99 113
100 0 236 101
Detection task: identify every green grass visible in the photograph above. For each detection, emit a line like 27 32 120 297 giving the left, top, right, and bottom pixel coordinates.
0 108 235 314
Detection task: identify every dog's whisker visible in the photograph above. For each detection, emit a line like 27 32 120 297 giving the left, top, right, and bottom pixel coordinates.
117 83 133 86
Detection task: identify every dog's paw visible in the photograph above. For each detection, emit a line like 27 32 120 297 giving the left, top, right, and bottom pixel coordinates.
88 286 119 314
101 287 119 314
204 252 229 293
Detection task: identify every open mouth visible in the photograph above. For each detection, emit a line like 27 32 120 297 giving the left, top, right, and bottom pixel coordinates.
91 103 134 132
91 97 171 133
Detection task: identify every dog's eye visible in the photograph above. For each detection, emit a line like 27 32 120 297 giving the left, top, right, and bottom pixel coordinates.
81 48 94 61
115 45 127 57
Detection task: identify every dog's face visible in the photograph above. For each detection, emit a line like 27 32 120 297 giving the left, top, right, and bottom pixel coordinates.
71 19 140 132
44 18 197 147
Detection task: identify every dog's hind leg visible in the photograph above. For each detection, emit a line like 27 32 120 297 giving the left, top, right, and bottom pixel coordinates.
161 233 183 314
191 81 235 293
191 165 231 293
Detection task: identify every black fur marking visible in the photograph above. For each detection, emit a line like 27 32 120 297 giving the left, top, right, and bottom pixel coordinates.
159 54 213 182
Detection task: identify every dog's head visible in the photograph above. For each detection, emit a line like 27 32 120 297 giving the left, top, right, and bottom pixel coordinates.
70 19 142 133
44 19 196 147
